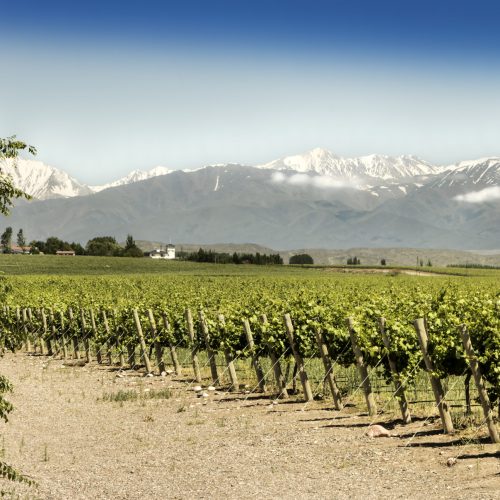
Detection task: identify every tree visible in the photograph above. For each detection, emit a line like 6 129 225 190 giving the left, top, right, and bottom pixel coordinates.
0 136 37 486
16 229 26 248
0 136 36 215
1 227 13 253
123 234 143 257
289 253 314 265
380 258 387 266
86 236 122 256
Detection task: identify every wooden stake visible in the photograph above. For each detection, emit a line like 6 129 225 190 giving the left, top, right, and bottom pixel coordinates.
243 319 266 392
89 309 101 364
41 309 52 356
132 309 152 374
460 324 499 443
68 307 80 359
161 313 181 374
198 310 219 385
379 318 411 423
414 318 454 434
185 309 202 383
111 309 125 368
58 310 68 359
346 317 377 416
22 309 32 353
147 309 165 374
260 314 288 399
101 310 114 365
218 314 239 391
315 329 343 410
48 308 59 357
80 308 92 363
283 314 313 402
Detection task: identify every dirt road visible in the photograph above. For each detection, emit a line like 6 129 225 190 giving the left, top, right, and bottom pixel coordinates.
0 354 498 499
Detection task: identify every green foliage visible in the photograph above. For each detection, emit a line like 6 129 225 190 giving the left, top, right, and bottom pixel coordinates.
1 227 13 252
289 254 314 265
86 236 122 256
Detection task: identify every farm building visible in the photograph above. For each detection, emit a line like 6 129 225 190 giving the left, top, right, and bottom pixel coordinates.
56 250 76 256
149 244 175 260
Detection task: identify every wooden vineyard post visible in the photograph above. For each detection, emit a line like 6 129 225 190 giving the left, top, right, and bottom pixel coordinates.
185 309 202 383
346 317 377 417
147 309 165 374
132 309 153 375
80 308 92 363
314 329 343 411
48 308 59 358
27 308 38 354
414 318 454 434
198 310 219 386
379 318 411 424
89 309 101 364
260 314 288 399
22 309 32 353
111 310 126 368
283 314 314 402
68 307 80 359
218 315 239 391
15 307 24 351
58 310 68 360
242 319 266 392
41 309 52 356
460 325 499 443
161 313 181 374
101 310 114 365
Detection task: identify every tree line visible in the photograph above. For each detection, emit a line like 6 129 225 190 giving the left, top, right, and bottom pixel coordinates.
177 248 283 265
0 229 143 257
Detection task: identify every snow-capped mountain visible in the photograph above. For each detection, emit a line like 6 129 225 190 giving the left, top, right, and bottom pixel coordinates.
91 166 173 192
432 157 500 189
0 158 173 200
0 158 93 199
258 147 443 181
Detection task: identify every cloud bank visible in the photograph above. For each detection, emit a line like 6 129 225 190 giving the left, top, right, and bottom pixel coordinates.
270 172 360 190
454 186 500 203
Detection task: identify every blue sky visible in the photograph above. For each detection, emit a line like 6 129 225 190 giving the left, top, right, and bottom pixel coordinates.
1 0 500 183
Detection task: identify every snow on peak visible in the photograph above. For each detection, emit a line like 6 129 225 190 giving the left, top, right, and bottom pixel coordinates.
0 157 92 199
258 148 441 180
91 166 173 192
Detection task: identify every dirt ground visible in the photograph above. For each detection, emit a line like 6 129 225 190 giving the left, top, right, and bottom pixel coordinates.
0 353 498 499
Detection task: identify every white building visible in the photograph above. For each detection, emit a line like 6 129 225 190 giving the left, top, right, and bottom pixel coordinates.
149 244 175 260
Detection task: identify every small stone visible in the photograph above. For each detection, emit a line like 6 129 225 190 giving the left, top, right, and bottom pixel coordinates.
160 371 167 377
166 369 174 375
207 386 216 391
365 425 391 438
193 385 203 392
201 392 209 398
446 457 457 467
146 373 154 378
244 390 250 394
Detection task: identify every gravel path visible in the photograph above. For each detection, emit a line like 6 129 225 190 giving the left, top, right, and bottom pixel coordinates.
0 354 498 499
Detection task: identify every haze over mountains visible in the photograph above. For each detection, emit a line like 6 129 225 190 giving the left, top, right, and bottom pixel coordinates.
1 148 499 251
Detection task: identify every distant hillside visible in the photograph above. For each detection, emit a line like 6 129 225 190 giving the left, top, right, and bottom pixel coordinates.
6 151 500 250
137 241 500 267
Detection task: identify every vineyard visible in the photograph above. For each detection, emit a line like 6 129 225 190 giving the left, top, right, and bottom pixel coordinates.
1 271 499 440
0 266 499 498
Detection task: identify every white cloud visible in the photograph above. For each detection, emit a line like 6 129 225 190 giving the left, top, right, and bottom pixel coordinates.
270 172 360 190
454 186 500 203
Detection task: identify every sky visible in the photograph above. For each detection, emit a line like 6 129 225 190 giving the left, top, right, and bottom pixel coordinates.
1 0 500 184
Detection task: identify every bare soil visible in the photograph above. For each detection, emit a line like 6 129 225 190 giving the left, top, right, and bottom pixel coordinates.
0 354 498 499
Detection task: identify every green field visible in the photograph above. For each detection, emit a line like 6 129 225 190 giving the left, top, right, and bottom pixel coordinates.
0 253 498 439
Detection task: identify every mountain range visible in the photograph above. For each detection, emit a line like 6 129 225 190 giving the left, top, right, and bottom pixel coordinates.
1 148 499 250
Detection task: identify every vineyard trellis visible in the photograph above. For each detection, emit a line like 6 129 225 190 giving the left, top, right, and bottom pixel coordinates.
1 287 498 444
